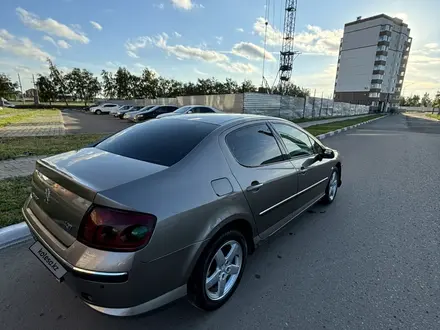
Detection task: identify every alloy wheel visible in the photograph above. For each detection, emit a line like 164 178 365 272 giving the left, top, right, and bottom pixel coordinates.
205 240 243 301
328 171 338 201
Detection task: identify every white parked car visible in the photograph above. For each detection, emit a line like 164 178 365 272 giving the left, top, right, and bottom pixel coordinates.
1 98 16 108
156 105 221 119
89 103 120 115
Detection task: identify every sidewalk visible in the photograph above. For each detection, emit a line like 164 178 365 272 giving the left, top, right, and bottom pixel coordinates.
297 114 371 128
0 156 44 180
0 112 65 137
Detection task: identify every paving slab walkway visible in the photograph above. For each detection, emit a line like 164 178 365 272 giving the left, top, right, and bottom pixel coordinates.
0 156 44 180
297 114 371 128
0 111 65 137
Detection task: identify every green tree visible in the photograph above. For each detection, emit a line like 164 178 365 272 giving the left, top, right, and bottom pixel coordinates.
432 91 440 109
101 70 116 99
421 92 431 107
140 68 159 98
47 58 69 106
35 75 57 105
114 67 132 99
65 68 101 105
240 79 257 93
407 94 421 106
0 73 18 99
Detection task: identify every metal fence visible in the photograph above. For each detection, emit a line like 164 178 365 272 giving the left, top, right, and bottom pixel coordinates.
242 93 370 119
102 93 370 119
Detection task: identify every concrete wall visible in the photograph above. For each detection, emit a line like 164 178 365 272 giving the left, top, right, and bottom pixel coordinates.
400 106 438 112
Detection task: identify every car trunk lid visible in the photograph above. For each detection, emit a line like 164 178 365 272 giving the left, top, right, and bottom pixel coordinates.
30 148 167 247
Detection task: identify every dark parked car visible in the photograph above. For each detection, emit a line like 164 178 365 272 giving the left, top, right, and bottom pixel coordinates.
132 105 179 122
23 114 341 316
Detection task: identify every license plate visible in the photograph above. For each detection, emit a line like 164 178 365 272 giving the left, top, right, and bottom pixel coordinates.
30 241 67 280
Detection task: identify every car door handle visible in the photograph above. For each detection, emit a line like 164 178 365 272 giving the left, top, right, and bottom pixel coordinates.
299 166 308 175
246 181 263 192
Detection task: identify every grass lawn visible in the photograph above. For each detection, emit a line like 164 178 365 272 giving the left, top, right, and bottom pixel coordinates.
0 176 32 228
304 114 384 136
426 114 440 120
0 109 61 128
0 134 109 160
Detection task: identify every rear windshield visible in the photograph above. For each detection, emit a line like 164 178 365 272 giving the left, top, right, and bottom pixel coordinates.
96 119 218 166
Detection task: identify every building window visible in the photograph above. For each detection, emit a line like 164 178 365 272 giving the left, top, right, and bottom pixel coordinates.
372 74 383 80
374 65 385 71
375 55 387 61
371 84 382 89
369 92 380 98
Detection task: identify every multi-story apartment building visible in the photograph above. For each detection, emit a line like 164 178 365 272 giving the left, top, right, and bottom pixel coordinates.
334 14 412 111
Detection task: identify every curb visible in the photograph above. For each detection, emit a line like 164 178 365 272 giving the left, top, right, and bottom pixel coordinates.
0 114 388 251
0 222 31 250
316 115 387 140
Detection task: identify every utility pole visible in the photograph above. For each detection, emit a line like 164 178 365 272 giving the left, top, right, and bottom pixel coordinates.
17 73 25 104
32 74 39 105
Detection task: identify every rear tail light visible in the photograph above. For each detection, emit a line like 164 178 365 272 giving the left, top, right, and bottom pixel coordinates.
78 206 157 252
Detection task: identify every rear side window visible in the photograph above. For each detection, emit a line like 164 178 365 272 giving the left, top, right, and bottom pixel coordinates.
96 119 218 166
226 124 284 167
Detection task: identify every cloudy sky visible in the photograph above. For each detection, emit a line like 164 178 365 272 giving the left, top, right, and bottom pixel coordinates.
0 0 439 97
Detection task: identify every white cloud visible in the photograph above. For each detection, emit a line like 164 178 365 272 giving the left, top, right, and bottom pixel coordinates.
57 40 71 49
16 7 89 44
125 36 152 52
171 0 193 10
174 31 182 38
253 17 283 46
0 29 14 40
236 28 244 33
253 17 343 56
171 0 203 10
153 3 165 9
43 35 57 48
393 13 408 22
155 35 229 63
0 29 52 62
90 21 103 31
232 42 276 62
215 36 223 45
194 68 208 76
127 50 139 58
216 62 257 74
133 63 159 76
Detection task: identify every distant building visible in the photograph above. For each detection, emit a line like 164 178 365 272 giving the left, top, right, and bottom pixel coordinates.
334 14 412 111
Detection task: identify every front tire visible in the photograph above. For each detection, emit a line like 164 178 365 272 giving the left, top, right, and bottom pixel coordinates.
95 110 102 115
188 230 247 311
321 168 339 204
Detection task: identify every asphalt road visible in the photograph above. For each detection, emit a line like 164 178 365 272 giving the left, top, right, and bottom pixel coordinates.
1 114 440 330
61 110 133 134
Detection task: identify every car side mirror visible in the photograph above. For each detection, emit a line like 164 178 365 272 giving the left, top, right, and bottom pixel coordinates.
322 148 335 159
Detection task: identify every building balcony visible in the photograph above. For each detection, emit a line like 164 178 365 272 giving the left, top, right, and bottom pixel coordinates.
379 30 392 36
378 40 390 46
373 69 385 75
376 50 388 56
374 60 386 67
371 79 383 84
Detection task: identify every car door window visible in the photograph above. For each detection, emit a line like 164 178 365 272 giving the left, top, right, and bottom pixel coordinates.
272 123 315 158
199 107 215 113
226 124 284 167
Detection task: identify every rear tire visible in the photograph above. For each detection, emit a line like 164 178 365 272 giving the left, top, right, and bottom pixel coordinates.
95 110 102 115
321 168 339 204
188 230 247 311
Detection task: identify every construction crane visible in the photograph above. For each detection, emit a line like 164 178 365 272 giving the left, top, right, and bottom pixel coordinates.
278 0 299 94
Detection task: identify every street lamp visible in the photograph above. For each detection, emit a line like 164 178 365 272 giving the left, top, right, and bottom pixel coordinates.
402 82 416 97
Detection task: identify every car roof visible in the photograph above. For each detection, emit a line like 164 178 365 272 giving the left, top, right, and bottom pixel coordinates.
163 113 271 126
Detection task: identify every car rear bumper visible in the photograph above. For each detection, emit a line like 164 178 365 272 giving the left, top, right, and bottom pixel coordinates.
22 195 198 316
